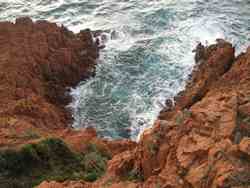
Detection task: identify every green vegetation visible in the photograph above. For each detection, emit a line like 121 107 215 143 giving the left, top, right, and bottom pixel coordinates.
0 138 110 188
83 143 110 182
175 108 192 126
156 181 162 188
183 108 192 118
146 131 162 156
224 170 250 187
241 115 250 125
102 177 115 187
235 112 250 141
152 132 162 140
126 168 144 182
147 141 159 155
175 114 184 125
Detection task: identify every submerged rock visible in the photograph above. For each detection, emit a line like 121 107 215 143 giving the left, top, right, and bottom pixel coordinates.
193 42 206 63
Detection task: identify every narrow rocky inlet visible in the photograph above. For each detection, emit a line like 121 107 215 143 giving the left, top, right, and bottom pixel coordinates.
0 17 250 188
0 1 250 188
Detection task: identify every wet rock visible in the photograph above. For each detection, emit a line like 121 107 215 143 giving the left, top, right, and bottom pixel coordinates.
193 42 206 63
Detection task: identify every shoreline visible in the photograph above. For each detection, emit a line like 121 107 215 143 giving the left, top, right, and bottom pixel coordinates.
0 17 250 188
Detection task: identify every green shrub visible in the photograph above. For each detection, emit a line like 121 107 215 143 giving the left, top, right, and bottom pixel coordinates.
82 143 110 182
225 170 250 187
175 109 192 126
156 182 162 188
126 168 144 182
0 138 84 187
183 108 192 118
175 114 184 125
84 171 99 182
147 142 158 155
86 143 111 159
0 139 110 187
102 178 115 187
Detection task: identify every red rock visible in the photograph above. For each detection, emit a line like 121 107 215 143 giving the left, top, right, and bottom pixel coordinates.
37 181 89 188
239 137 250 155
96 40 250 188
2 18 250 188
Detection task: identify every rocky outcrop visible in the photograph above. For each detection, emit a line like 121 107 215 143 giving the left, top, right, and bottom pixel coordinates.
40 40 250 188
1 18 250 188
130 42 249 187
0 17 99 148
0 18 136 187
89 41 250 188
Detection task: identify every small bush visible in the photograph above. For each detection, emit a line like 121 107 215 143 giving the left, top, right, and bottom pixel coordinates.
147 142 158 155
82 143 110 182
0 138 84 187
152 132 162 140
0 139 110 187
126 168 144 182
175 109 192 126
84 171 99 182
102 178 115 187
156 182 162 188
225 170 250 187
236 112 250 139
175 114 184 125
183 109 192 118
86 143 111 159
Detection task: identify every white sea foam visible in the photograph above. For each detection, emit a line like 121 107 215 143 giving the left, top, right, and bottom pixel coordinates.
2 0 249 140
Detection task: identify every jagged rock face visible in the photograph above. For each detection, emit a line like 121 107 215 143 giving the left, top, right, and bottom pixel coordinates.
0 17 98 148
0 17 136 153
0 18 137 187
38 41 250 188
1 18 250 188
89 41 250 188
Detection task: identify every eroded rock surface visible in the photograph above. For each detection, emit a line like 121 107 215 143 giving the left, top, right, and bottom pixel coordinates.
143 42 250 188
89 40 250 188
0 17 99 148
0 18 136 187
1 18 250 188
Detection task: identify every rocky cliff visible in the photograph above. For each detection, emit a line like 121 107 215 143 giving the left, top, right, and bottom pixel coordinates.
0 18 135 187
40 41 250 188
0 18 250 188
0 17 99 147
81 39 250 188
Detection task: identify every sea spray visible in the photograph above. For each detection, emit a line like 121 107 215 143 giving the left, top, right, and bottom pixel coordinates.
2 0 249 140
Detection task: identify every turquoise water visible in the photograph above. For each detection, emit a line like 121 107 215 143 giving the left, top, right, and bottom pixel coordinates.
1 0 249 140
